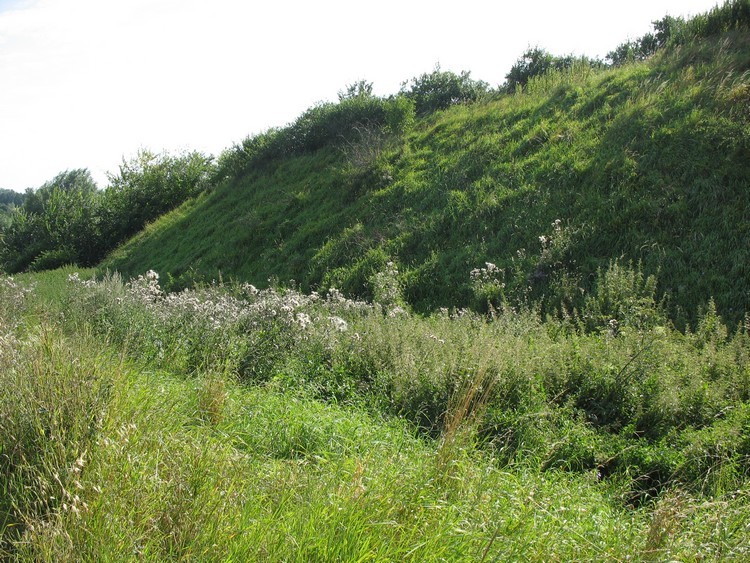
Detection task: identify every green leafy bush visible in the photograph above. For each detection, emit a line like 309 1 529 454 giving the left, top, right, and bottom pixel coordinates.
607 0 750 66
103 149 214 245
400 66 490 115
505 48 602 92
0 170 102 272
583 260 663 332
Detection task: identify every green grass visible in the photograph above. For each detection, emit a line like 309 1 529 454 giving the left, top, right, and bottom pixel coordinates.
5 7 750 560
101 30 750 328
4 267 750 560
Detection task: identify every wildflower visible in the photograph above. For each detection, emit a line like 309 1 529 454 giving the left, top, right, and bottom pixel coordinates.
328 316 348 332
608 319 620 337
296 312 312 329
327 288 345 303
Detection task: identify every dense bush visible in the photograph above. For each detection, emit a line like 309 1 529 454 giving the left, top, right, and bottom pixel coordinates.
0 170 102 272
400 66 490 116
214 91 415 181
0 188 24 207
504 48 602 92
0 188 24 229
607 0 750 65
0 153 214 274
102 149 214 245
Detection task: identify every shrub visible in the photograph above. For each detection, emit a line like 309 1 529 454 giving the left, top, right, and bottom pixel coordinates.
0 170 102 273
384 95 415 136
103 149 215 245
400 66 490 116
29 247 77 272
607 0 750 66
582 260 663 332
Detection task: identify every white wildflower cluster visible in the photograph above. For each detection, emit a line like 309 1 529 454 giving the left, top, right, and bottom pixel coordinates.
328 316 349 332
111 271 371 332
67 272 97 288
470 262 506 308
296 312 313 330
161 289 249 331
126 270 164 303
539 219 563 251
370 261 404 310
240 283 259 296
387 306 409 318
324 287 374 315
0 275 33 331
66 270 388 375
470 262 504 286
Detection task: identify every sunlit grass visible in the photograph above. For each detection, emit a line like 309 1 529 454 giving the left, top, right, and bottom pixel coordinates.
3 267 749 560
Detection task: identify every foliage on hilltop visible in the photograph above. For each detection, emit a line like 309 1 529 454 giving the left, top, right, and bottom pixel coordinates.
608 0 750 64
0 188 24 207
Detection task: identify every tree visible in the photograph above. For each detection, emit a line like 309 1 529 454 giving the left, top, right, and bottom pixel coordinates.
503 47 592 93
0 189 24 231
338 80 374 101
0 169 102 272
102 149 214 245
400 65 490 116
0 188 25 207
606 16 685 66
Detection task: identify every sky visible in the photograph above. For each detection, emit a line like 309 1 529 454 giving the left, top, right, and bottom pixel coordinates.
0 0 721 192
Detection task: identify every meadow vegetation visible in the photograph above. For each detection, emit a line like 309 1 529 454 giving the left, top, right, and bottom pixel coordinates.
2 1 750 559
2 266 750 560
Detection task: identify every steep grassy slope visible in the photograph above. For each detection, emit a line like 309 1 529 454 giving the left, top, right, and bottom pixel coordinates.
103 31 750 326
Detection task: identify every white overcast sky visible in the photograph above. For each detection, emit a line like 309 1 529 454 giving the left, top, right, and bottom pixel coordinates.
1 0 720 192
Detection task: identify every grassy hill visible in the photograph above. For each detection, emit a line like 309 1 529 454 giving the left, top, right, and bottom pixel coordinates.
103 10 750 330
5 5 750 559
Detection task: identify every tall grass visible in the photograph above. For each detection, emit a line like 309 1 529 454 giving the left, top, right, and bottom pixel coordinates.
3 268 750 559
0 278 117 557
62 267 750 500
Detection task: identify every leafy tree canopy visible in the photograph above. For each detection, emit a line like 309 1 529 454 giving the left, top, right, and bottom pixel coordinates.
338 80 374 101
0 188 25 207
504 47 602 92
400 65 490 116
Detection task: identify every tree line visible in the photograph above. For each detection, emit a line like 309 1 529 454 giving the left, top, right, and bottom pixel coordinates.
0 150 214 273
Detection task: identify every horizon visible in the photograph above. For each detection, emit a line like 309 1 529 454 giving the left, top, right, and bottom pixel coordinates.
1 0 721 192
